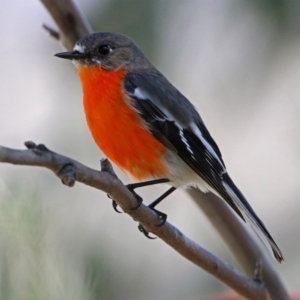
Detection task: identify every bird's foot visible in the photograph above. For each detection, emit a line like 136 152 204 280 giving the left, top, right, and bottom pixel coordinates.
138 208 167 239
108 180 171 239
107 184 143 213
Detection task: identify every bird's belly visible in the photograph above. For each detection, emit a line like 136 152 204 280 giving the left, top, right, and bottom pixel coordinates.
87 110 168 180
78 65 168 180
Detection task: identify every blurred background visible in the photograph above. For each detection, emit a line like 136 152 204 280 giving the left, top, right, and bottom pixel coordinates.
0 0 300 299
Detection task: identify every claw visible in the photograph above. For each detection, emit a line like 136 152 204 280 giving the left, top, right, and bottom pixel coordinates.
107 194 122 213
112 200 122 213
137 208 167 239
138 224 156 239
130 190 143 210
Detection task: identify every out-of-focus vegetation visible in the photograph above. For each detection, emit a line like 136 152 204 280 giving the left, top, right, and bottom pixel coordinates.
0 187 115 300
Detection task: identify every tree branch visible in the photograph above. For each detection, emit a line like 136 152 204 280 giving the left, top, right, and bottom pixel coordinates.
40 0 92 49
0 142 268 300
188 189 291 300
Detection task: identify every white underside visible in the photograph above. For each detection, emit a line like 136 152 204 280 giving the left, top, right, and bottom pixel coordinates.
162 150 212 192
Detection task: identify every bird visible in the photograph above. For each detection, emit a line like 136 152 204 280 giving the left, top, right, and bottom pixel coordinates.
55 31 284 263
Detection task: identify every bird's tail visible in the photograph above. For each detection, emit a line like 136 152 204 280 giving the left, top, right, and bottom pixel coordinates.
222 174 284 263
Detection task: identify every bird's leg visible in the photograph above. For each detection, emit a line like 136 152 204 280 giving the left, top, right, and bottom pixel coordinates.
126 178 171 190
110 178 170 212
108 178 176 239
138 186 177 239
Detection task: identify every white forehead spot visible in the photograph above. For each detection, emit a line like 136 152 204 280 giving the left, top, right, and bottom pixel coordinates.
74 44 85 53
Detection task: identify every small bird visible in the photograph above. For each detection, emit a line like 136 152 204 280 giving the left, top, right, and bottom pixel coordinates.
55 32 283 263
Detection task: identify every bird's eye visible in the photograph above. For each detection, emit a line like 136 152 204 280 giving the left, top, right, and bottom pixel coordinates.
98 45 111 55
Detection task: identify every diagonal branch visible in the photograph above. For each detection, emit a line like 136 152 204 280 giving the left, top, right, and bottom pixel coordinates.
40 0 92 49
0 142 268 300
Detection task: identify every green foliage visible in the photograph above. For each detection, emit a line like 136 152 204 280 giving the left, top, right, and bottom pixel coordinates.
253 0 300 30
83 253 114 300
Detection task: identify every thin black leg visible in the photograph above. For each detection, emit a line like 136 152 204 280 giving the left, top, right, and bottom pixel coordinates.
127 178 170 190
148 187 176 209
109 178 171 212
108 176 176 240
139 187 177 239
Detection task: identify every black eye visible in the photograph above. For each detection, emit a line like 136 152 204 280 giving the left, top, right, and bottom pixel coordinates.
98 45 111 55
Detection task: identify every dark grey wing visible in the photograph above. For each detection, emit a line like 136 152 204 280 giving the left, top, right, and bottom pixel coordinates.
124 71 243 220
124 71 284 263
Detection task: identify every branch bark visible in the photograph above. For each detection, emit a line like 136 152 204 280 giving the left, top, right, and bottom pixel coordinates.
40 0 92 48
188 189 290 300
0 142 268 300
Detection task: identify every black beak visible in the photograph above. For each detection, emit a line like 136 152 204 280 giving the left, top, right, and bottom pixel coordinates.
55 51 86 60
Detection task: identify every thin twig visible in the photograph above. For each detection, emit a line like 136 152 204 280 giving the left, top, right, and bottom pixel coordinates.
42 24 60 40
0 142 268 300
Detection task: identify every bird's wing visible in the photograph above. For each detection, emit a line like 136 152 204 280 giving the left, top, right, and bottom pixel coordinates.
124 71 283 263
124 71 243 216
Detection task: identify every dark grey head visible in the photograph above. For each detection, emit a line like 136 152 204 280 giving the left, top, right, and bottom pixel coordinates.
55 32 151 70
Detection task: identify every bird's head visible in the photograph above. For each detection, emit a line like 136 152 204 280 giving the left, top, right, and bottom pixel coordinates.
55 32 149 71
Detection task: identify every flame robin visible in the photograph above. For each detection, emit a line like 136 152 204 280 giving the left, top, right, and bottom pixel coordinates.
55 32 283 263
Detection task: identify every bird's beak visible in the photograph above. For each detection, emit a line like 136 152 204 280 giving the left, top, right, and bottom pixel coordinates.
55 51 86 60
